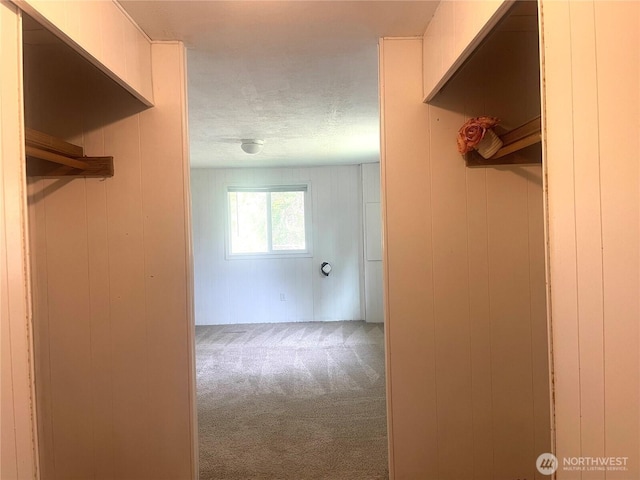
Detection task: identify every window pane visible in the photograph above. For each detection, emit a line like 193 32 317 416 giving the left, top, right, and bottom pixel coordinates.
271 191 306 251
228 192 268 253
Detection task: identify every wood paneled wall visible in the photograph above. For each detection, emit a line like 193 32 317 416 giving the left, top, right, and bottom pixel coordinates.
191 166 364 325
361 162 384 323
17 0 153 105
540 1 640 477
26 40 195 479
0 3 38 478
380 35 549 479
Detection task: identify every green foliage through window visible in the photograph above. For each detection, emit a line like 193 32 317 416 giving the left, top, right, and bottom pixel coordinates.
228 186 308 255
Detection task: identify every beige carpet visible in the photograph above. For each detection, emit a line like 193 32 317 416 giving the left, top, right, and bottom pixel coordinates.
196 321 388 480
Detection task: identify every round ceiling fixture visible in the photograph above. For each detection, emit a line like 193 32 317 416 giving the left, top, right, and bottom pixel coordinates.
240 139 264 155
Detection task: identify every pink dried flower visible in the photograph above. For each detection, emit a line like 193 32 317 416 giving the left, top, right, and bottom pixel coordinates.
457 116 500 154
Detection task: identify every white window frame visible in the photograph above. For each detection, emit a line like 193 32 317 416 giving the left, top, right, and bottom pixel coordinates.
224 182 313 260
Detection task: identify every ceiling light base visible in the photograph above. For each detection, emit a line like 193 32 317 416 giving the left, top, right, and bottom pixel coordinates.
241 139 264 154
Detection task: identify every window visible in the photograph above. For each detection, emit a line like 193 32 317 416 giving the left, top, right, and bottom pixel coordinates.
226 184 311 257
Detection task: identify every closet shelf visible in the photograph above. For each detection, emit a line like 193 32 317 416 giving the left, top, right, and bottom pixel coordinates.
465 116 542 167
25 128 114 177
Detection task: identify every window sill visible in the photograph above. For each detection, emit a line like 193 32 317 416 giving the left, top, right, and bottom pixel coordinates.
225 251 313 261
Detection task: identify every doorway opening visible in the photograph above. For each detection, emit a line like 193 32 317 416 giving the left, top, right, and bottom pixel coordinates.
191 165 386 479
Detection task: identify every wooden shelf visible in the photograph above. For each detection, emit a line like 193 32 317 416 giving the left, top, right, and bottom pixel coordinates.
25 128 114 177
465 116 542 167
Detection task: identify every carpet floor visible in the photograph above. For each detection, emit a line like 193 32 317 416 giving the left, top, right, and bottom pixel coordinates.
196 321 388 480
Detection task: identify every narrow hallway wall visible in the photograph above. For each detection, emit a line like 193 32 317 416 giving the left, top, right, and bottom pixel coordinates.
540 1 640 477
0 2 38 478
26 40 195 479
380 36 549 479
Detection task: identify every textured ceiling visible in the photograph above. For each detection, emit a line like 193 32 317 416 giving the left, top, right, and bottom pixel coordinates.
119 1 439 168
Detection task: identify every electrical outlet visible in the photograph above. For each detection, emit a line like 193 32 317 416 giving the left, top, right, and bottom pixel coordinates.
280 293 286 301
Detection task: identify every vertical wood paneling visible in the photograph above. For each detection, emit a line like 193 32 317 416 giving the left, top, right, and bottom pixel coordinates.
104 114 151 480
121 10 152 104
593 2 640 477
466 168 495 479
595 1 640 473
540 1 583 472
191 169 217 324
100 1 126 83
487 169 536 479
44 178 94 479
312 167 332 320
381 29 548 478
83 130 116 480
25 37 194 478
429 101 474 480
439 1 455 86
139 43 193 480
23 0 66 31
569 3 606 475
191 165 362 325
0 2 38 478
422 8 442 100
361 162 384 323
24 27 98 478
362 162 381 203
455 55 496 480
364 262 384 323
72 1 103 70
364 203 382 261
527 166 552 466
461 55 496 480
380 38 439 479
28 178 54 480
458 14 545 479
541 0 640 477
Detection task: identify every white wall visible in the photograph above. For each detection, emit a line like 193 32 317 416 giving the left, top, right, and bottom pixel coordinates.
192 165 364 325
361 162 383 323
540 1 639 477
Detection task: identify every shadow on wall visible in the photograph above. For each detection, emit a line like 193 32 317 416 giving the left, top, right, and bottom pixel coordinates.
23 16 149 203
23 14 148 151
